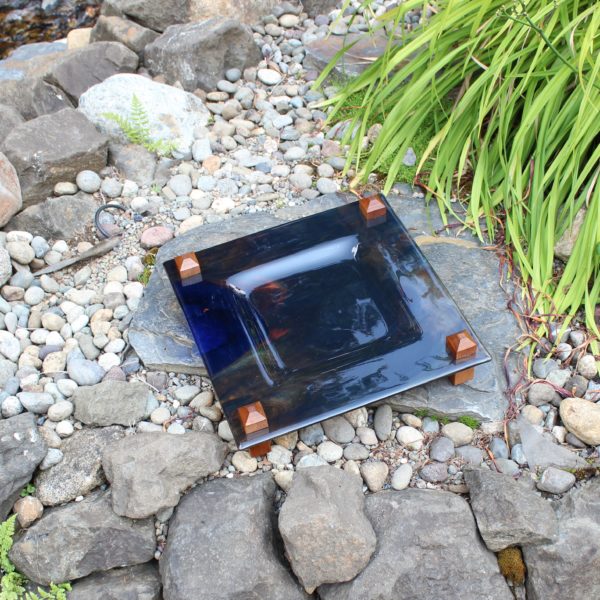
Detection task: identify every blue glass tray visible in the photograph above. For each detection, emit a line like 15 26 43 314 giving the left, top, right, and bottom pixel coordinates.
164 196 491 449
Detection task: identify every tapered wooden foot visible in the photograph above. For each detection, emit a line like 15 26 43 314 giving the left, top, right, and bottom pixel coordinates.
359 194 387 227
238 401 268 434
248 440 272 457
446 330 477 385
448 367 475 385
175 252 201 284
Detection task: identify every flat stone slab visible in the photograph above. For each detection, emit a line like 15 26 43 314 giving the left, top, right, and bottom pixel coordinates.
304 32 393 79
130 191 518 421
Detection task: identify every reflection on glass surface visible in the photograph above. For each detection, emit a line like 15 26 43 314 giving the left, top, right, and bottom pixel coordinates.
164 196 491 449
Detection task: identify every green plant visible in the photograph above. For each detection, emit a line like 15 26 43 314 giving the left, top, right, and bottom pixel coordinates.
458 416 480 429
104 94 177 156
319 0 600 345
19 485 35 498
1 516 70 600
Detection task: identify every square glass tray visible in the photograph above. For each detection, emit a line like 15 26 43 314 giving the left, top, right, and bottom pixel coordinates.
164 195 491 449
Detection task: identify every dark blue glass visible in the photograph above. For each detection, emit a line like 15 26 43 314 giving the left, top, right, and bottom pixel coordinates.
164 196 491 449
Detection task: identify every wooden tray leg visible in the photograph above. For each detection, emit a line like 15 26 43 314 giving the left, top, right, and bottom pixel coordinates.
446 330 477 386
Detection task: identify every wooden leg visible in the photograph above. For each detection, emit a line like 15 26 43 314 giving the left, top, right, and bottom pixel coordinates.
448 367 475 386
248 440 272 457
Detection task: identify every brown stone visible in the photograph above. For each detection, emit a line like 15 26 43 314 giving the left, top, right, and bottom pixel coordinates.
13 495 44 528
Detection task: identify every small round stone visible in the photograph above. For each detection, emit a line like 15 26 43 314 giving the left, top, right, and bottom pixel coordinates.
225 68 242 83
360 460 389 492
24 286 44 306
167 422 186 435
168 174 193 196
151 406 171 425
267 444 292 467
55 420 74 437
257 68 282 86
47 400 73 422
441 422 474 446
232 450 258 473
316 178 339 195
317 440 343 462
429 436 455 462
420 462 448 483
577 354 598 379
396 426 424 450
391 463 413 490
54 181 77 195
13 495 43 528
101 177 123 198
140 226 173 249
76 170 101 193
536 467 576 494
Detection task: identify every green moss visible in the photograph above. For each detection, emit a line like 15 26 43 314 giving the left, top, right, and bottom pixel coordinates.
458 416 480 429
497 547 526 586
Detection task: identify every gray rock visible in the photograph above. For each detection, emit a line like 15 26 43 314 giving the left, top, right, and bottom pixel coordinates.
536 467 576 495
16 391 53 413
429 436 455 462
73 380 156 426
0 247 11 287
518 418 587 470
90 15 160 56
102 431 227 518
144 19 262 92
168 174 192 196
0 413 47 519
299 423 325 446
160 474 306 599
373 404 392 440
67 358 105 385
524 479 600 600
0 151 22 227
464 467 557 551
35 427 125 506
0 104 24 145
1 108 108 208
79 74 210 152
279 466 376 593
129 213 281 373
455 445 484 465
343 442 369 461
528 381 561 406
0 77 72 121
532 357 559 379
5 192 98 240
69 563 161 600
44 42 138 102
108 143 157 186
319 488 512 600
9 490 155 585
489 437 509 459
103 0 278 31
304 32 391 79
322 416 355 444
302 0 338 17
419 462 448 482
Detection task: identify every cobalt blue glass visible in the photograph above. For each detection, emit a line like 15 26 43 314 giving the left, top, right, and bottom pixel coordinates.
164 195 491 449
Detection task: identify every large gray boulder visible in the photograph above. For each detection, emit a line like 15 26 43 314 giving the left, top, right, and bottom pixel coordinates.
0 77 72 120
319 489 512 600
0 151 21 227
69 563 162 600
1 108 108 208
73 380 157 427
90 16 160 56
5 192 98 240
160 475 306 600
302 0 339 17
144 19 262 92
464 467 557 551
43 42 139 103
78 73 210 151
524 478 600 600
279 466 376 593
0 413 47 520
9 490 155 585
34 426 125 506
102 432 227 518
0 104 24 144
103 0 279 32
